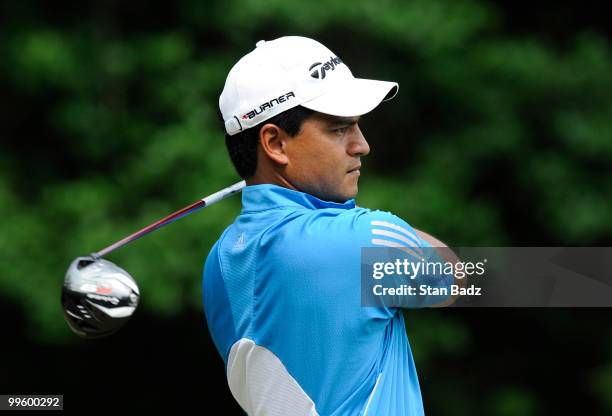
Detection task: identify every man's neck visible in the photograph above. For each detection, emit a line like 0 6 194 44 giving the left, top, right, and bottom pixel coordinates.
246 171 298 192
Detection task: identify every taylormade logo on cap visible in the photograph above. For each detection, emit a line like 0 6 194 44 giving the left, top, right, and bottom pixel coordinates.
309 56 343 80
219 36 399 136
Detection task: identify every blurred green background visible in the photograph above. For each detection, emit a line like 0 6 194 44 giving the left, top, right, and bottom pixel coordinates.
1 0 611 414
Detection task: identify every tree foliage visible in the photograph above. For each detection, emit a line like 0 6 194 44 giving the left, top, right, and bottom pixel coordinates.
1 0 611 412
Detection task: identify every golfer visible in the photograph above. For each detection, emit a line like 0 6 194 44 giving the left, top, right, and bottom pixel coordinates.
203 36 459 415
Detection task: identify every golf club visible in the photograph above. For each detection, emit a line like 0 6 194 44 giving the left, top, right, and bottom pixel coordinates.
61 180 246 338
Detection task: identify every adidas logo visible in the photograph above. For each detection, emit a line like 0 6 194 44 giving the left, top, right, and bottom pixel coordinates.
233 232 246 249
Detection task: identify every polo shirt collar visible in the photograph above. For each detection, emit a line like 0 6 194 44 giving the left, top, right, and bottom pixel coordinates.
241 184 356 212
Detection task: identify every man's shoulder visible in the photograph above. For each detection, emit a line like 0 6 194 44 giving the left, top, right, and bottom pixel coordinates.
265 206 370 239
206 206 423 260
203 226 233 267
262 206 422 251
359 209 423 248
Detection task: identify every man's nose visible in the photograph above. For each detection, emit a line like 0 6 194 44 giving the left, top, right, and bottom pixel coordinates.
348 124 370 157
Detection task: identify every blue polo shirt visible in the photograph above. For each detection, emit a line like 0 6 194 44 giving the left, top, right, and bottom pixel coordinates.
202 184 453 415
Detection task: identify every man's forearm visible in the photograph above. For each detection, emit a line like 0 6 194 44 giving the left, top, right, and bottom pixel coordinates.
414 229 465 306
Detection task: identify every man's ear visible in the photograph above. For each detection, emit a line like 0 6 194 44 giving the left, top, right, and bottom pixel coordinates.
259 123 289 165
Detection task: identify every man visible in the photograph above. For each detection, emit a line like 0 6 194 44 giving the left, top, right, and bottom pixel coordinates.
203 36 460 415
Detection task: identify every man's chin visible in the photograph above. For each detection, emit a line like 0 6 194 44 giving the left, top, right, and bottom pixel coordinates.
333 186 358 203
298 181 358 203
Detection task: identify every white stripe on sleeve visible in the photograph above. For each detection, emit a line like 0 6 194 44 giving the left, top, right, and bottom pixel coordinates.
370 239 423 259
370 221 421 247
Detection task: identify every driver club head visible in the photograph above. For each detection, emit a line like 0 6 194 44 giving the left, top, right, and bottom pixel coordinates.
61 256 140 339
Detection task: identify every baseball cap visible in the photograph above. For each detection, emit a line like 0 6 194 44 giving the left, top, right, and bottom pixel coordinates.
219 36 399 136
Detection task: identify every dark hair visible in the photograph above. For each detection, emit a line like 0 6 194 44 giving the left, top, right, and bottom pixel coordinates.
223 106 315 179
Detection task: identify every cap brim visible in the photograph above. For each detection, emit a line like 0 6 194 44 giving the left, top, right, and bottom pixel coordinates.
301 78 398 117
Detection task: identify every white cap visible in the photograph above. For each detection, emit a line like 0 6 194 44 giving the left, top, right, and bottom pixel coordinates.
219 36 399 136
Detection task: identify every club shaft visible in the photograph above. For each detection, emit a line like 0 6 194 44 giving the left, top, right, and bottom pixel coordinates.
92 180 246 258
